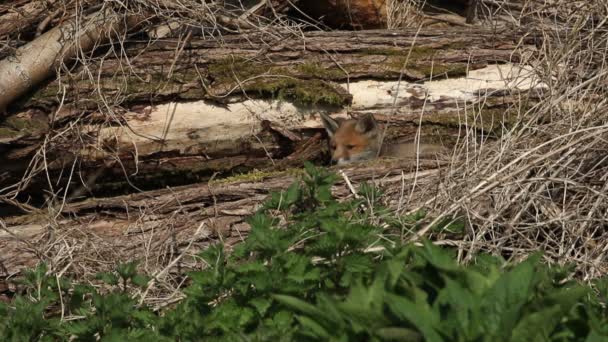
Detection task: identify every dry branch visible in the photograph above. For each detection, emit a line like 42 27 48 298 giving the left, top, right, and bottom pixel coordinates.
0 158 445 277
0 0 607 306
0 27 537 204
0 8 140 112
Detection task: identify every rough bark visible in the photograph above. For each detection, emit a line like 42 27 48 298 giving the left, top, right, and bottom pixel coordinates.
0 0 59 39
14 28 531 110
0 24 546 290
0 9 141 113
0 157 444 276
0 27 539 213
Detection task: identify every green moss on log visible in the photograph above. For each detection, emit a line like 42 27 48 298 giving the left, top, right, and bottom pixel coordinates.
295 62 345 80
208 58 352 107
0 114 48 139
23 43 477 109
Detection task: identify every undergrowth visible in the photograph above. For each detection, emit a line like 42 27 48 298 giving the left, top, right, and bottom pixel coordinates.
1 164 607 341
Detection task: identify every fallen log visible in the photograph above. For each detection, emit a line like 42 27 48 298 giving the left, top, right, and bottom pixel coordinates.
0 27 541 213
0 9 142 113
0 157 446 277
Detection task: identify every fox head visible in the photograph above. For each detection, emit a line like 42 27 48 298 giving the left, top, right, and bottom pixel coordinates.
320 113 381 165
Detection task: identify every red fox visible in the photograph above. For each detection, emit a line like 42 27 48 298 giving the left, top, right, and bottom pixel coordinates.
296 0 387 29
320 113 444 165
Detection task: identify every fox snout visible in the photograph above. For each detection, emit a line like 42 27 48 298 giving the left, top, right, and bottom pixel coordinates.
329 144 377 165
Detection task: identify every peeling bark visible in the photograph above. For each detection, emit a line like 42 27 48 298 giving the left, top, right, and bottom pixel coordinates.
0 10 140 112
0 24 544 282
17 28 531 110
0 28 540 213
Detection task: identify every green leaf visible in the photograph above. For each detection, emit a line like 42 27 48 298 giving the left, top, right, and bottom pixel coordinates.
271 310 295 329
250 297 272 316
96 272 119 286
419 240 459 272
587 329 608 342
238 307 256 327
339 279 390 331
273 295 329 321
315 184 333 202
385 292 443 342
480 253 540 338
546 286 588 312
296 315 331 339
116 261 139 280
285 254 319 284
434 277 478 340
283 182 301 207
465 268 498 296
303 161 318 178
235 261 267 274
131 274 151 288
510 305 562 341
376 327 423 341
339 254 375 287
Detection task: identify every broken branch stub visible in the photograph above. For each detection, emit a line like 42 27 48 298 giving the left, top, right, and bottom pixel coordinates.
0 9 140 113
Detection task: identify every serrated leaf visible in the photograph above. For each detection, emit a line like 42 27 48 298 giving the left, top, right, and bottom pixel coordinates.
339 279 389 331
465 268 497 296
96 272 119 286
238 307 256 327
315 185 333 202
116 261 139 280
250 297 272 316
303 161 318 178
385 293 442 342
283 182 301 208
131 274 151 288
434 277 477 339
548 285 588 309
419 240 459 272
248 212 275 232
272 310 295 329
235 261 267 274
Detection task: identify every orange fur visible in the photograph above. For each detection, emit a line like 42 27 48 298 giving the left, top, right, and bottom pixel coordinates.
321 113 444 165
297 0 387 29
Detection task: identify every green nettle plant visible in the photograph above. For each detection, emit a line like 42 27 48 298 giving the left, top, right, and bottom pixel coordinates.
1 163 607 341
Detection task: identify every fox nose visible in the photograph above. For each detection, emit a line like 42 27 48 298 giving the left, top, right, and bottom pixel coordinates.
332 157 349 165
331 155 348 164
337 158 348 165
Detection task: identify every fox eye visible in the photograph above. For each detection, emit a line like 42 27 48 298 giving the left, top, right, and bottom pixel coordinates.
346 144 355 149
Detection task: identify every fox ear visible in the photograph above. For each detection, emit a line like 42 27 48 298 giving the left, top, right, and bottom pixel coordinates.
320 112 340 137
355 114 378 134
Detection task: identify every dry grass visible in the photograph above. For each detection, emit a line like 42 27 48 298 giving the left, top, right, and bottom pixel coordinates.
1 0 608 307
387 0 426 29
406 0 608 280
0 0 307 305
